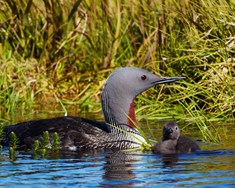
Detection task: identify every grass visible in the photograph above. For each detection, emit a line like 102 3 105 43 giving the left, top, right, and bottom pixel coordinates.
0 0 234 143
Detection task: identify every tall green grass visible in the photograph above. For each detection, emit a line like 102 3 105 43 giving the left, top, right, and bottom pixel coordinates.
0 0 234 141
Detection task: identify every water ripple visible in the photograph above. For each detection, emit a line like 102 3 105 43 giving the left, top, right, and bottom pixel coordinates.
0 148 235 187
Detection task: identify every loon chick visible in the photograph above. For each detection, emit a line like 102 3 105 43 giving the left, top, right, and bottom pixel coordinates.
152 122 200 154
2 68 184 151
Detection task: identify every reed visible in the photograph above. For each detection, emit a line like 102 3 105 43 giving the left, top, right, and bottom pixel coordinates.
0 0 234 142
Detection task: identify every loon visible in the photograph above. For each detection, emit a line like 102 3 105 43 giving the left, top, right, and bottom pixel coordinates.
152 122 200 154
2 68 184 151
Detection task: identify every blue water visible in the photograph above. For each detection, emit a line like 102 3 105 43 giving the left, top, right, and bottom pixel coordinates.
1 114 235 187
1 148 235 187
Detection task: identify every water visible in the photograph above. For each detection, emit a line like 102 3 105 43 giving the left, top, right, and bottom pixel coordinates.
1 149 235 187
1 114 235 187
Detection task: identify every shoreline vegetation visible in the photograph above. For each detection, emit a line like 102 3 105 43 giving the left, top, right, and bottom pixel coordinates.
0 0 234 143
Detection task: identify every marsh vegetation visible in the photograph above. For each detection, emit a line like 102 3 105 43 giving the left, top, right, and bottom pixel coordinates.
0 0 234 143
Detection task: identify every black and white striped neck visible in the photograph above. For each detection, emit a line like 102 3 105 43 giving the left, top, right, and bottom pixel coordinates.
101 81 138 133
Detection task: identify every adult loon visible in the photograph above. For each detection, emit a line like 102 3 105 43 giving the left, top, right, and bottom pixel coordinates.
152 122 200 154
3 68 184 151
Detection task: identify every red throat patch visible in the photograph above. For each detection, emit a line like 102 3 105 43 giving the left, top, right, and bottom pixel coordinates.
128 100 138 128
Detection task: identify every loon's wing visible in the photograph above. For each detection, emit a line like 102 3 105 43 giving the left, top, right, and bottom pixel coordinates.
81 117 110 133
176 136 200 153
2 116 110 150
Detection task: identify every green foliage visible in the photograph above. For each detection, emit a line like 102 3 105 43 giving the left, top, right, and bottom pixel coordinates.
0 121 5 148
33 140 40 152
0 0 234 142
52 132 61 151
8 132 18 160
42 131 50 149
33 131 61 158
9 132 18 149
9 147 16 161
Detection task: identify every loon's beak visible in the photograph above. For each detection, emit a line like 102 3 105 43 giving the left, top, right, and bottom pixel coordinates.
153 76 185 85
166 127 173 133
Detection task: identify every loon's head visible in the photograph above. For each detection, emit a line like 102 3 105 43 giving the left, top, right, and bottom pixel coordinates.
162 122 180 141
101 68 185 128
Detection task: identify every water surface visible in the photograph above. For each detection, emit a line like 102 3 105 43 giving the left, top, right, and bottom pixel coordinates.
1 148 235 187
0 113 235 187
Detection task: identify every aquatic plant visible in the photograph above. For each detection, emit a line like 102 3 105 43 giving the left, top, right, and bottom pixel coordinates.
0 121 5 151
52 132 61 151
8 132 18 160
33 131 61 158
42 131 50 150
9 132 18 150
33 140 40 153
9 147 16 161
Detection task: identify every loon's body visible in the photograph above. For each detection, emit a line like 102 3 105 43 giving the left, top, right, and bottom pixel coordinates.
4 116 143 151
152 122 200 154
3 68 184 151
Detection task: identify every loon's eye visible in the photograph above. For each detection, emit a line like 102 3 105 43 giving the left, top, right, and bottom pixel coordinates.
141 75 147 81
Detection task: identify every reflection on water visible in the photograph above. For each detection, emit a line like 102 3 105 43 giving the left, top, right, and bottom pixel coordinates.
0 148 235 187
1 112 235 187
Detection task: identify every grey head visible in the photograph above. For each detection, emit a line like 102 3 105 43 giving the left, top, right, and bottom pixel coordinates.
101 68 185 130
162 122 180 141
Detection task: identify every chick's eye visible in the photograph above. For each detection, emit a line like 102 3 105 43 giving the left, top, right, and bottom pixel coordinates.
141 75 147 81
